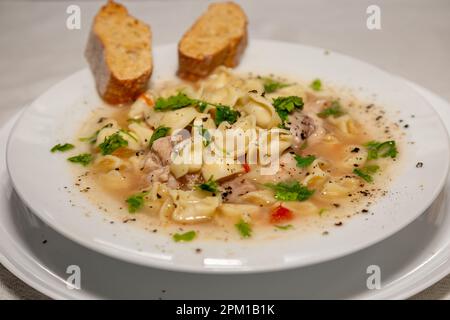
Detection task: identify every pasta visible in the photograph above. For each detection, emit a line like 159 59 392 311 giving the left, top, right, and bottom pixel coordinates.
71 67 402 241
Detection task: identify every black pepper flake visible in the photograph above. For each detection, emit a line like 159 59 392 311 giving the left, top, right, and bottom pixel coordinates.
195 248 202 254
376 115 383 121
351 147 360 153
42 240 48 244
416 162 423 168
362 209 369 213
334 222 343 226
404 124 409 128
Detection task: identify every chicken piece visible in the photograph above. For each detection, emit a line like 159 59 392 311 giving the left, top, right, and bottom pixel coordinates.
288 111 326 152
220 175 257 202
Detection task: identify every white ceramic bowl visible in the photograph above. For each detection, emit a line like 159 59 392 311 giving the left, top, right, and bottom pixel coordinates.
6 40 450 273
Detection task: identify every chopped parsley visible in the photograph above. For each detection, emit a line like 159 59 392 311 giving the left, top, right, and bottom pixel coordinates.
197 176 218 193
317 101 346 118
149 126 170 147
235 219 252 238
173 230 196 242
51 143 74 153
294 154 316 168
310 79 322 91
67 153 92 166
353 165 380 183
272 96 304 122
214 105 240 126
126 191 149 213
155 92 195 111
119 129 138 142
200 127 211 147
265 181 315 201
365 140 398 160
98 132 128 155
263 78 289 93
275 224 294 230
79 123 113 144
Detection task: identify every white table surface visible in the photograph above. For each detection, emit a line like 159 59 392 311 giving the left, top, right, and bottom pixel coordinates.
0 0 449 300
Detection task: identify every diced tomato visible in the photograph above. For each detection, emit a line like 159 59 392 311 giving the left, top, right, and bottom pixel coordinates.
270 206 293 223
139 93 154 107
242 163 251 173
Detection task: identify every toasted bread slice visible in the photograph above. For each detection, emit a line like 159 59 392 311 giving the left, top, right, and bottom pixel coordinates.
177 2 248 80
85 1 152 104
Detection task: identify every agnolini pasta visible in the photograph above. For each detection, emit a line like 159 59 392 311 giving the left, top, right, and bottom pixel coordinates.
69 67 402 241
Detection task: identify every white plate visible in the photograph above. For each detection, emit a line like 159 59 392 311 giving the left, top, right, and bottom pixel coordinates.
0 83 449 299
5 40 450 273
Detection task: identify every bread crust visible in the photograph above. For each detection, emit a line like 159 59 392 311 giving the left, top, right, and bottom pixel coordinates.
85 1 152 105
177 2 248 81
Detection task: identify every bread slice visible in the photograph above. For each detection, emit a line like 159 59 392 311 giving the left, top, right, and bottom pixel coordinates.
177 2 248 81
85 1 152 104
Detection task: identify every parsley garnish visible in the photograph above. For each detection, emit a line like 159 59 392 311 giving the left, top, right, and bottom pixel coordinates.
200 127 211 147
149 126 170 147
67 153 92 166
265 181 315 201
275 224 294 230
272 96 304 122
310 79 322 91
98 132 128 155
197 176 218 193
126 191 149 213
294 154 316 168
79 123 113 144
51 143 74 153
365 140 398 160
353 165 380 183
214 105 240 126
173 230 197 242
317 101 346 118
235 219 252 238
155 92 195 111
263 78 289 93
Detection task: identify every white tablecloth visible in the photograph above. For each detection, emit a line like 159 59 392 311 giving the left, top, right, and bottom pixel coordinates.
0 0 449 300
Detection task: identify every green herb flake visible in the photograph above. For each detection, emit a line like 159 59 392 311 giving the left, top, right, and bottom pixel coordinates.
317 101 346 118
67 153 93 166
173 230 197 242
353 165 380 183
200 127 211 147
294 154 316 168
272 96 304 122
126 191 149 213
365 140 398 160
79 123 113 144
310 79 322 91
155 92 195 111
149 126 170 147
51 143 74 153
275 224 294 230
214 105 240 126
235 219 252 238
98 132 128 155
318 208 327 216
197 176 218 193
265 181 315 201
263 78 289 93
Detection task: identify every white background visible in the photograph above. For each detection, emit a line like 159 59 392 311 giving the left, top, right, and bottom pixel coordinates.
0 0 449 299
